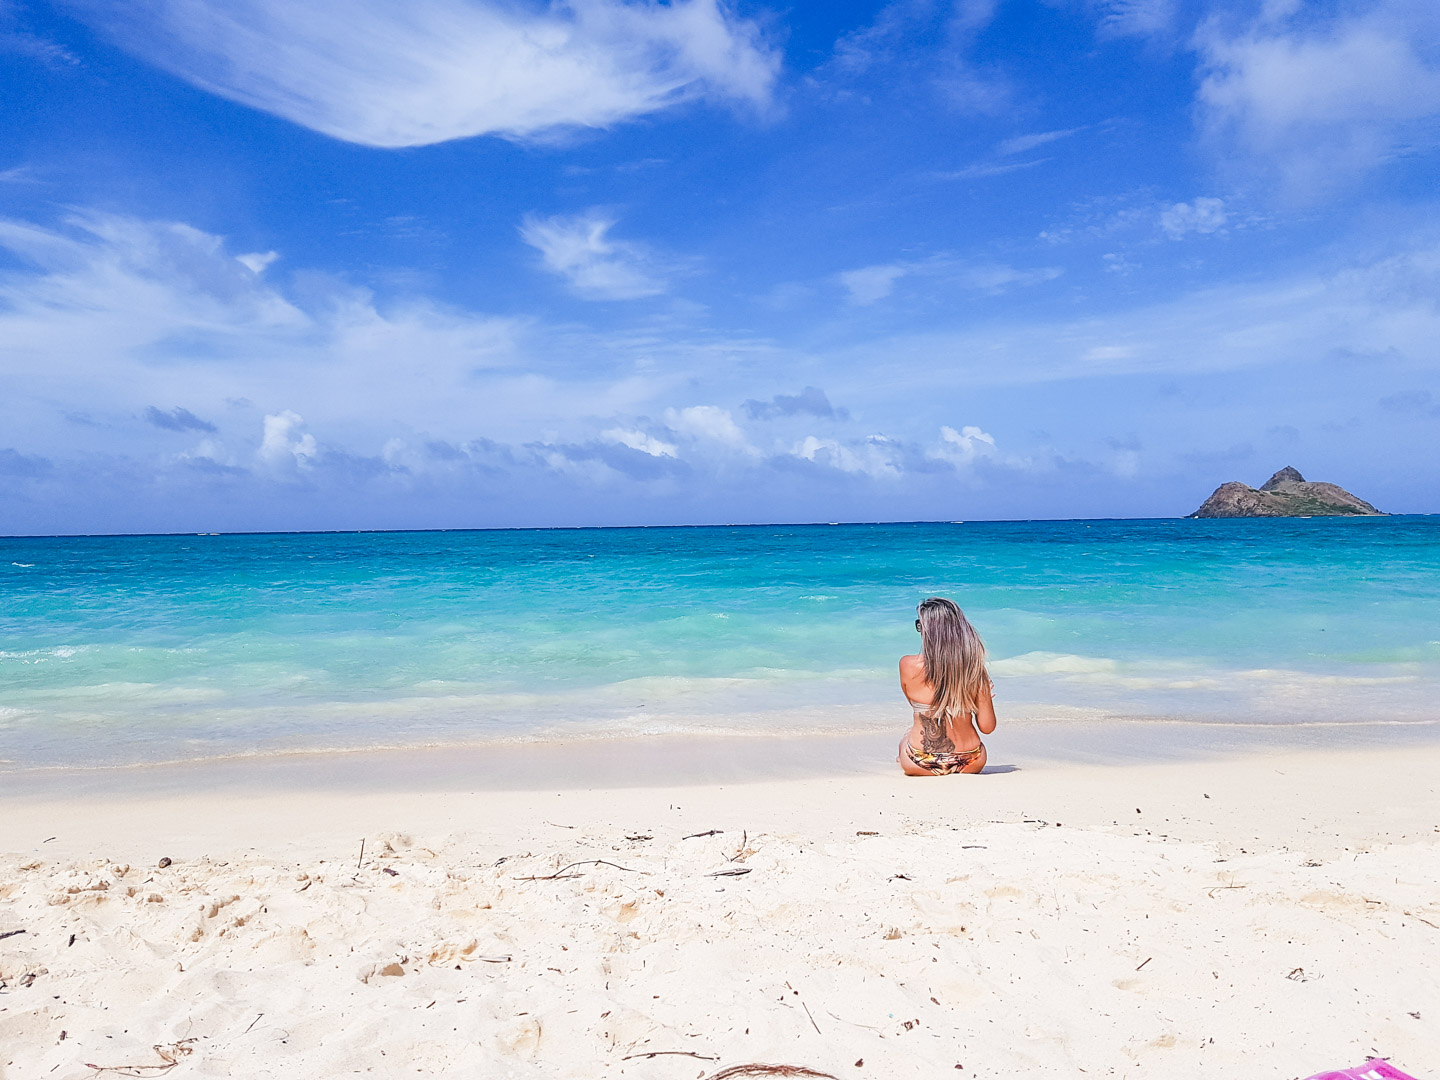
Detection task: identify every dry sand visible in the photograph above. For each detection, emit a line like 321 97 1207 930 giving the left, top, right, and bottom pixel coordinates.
2 742 1439 1079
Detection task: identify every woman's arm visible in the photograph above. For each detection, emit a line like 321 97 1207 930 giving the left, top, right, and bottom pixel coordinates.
898 654 924 699
974 678 997 735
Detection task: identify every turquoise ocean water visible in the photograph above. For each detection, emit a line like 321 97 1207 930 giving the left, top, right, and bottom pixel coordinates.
2 518 1438 771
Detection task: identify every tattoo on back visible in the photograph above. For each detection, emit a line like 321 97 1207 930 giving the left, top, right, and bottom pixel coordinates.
920 715 954 754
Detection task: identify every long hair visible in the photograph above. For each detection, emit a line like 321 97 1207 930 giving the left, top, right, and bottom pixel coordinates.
917 596 989 723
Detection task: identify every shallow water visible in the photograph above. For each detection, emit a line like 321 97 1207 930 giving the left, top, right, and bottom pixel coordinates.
3 518 1438 770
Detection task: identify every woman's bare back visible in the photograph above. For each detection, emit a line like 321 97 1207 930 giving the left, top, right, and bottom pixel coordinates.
899 653 995 755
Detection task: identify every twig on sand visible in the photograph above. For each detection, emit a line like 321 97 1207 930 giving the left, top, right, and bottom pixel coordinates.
356 839 366 871
801 1000 822 1035
0 929 25 941
544 821 577 830
1136 957 1152 971
825 1010 884 1033
1207 885 1247 898
684 829 724 840
709 868 752 878
1404 910 1440 929
85 1040 195 1076
622 1051 719 1062
518 860 647 881
727 831 748 862
702 1065 839 1079
243 1013 264 1035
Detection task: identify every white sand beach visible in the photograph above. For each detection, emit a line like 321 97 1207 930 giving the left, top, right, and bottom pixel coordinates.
3 741 1439 1079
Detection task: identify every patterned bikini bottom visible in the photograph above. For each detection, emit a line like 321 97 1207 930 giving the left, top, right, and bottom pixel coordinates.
903 740 985 775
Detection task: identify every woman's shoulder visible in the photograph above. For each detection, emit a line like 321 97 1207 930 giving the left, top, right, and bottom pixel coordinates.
899 653 924 675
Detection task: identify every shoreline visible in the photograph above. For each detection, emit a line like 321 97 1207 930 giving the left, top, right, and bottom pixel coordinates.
3 742 1438 1078
6 714 1440 800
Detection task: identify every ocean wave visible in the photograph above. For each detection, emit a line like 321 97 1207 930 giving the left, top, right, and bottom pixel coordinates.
0 645 84 662
991 652 1121 676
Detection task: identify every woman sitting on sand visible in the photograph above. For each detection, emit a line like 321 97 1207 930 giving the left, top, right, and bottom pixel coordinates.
898 597 996 776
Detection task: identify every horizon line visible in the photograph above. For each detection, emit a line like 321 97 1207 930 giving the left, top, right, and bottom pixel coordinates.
3 514 1431 541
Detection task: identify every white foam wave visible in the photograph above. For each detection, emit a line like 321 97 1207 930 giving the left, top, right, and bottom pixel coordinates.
991 651 1120 676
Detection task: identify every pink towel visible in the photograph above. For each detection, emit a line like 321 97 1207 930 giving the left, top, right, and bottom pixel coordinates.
1304 1060 1421 1080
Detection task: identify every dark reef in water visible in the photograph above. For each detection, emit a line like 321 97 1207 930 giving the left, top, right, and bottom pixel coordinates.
1190 466 1385 518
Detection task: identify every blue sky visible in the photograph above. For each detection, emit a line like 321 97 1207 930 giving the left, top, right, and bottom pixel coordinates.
2 0 1438 532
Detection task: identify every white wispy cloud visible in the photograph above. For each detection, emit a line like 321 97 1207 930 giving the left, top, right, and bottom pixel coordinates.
520 212 667 300
838 263 908 305
837 258 1061 305
71 0 780 148
826 238 1440 389
236 250 279 274
1196 0 1440 200
958 263 1063 292
1159 196 1228 239
934 159 1048 182
997 127 1084 156
0 2 80 66
1086 0 1176 39
828 0 1010 114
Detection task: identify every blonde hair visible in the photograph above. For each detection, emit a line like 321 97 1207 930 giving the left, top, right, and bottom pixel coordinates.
917 596 990 723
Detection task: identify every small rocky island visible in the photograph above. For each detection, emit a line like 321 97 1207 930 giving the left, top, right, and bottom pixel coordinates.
1190 466 1385 518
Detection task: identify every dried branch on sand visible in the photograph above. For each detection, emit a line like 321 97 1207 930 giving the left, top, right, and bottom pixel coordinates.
702 1065 839 1079
517 859 647 881
85 1040 195 1076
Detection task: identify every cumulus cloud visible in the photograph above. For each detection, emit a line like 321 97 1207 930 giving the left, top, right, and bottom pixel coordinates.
1159 197 1228 238
791 433 905 478
1196 0 1440 199
743 387 847 421
71 0 779 147
258 410 317 468
0 211 525 445
838 264 908 305
600 426 677 458
520 213 666 300
663 405 753 451
145 405 217 432
931 424 996 465
5 204 1440 530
